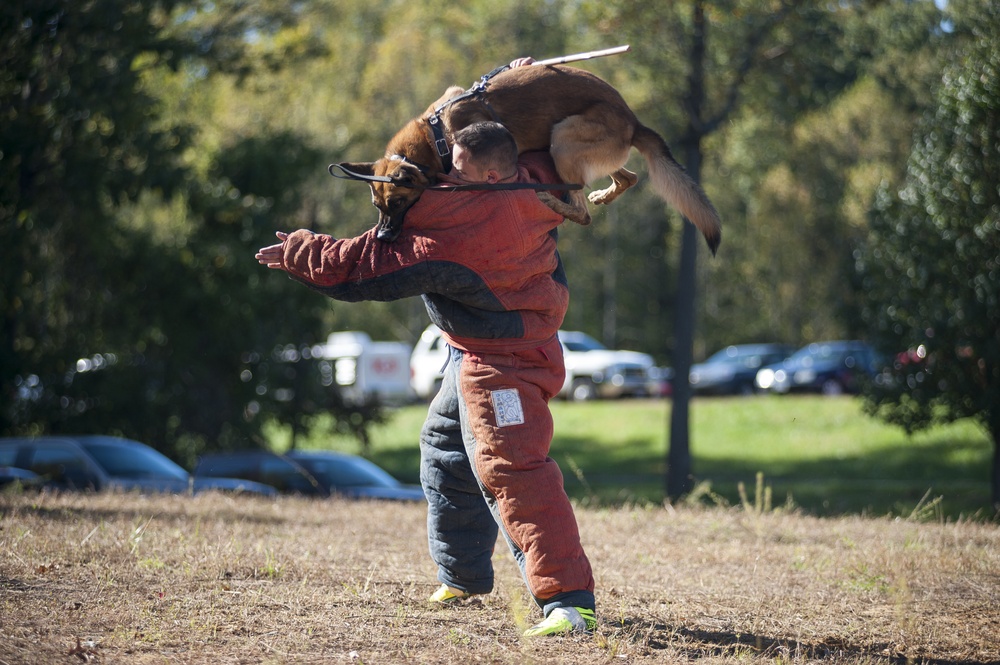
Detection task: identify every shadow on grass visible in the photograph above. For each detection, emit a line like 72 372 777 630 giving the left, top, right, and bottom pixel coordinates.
369 424 994 519
549 432 993 518
620 619 1000 665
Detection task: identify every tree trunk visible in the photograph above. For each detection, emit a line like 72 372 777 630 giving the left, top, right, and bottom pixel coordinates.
666 0 707 502
990 416 1000 513
667 220 699 501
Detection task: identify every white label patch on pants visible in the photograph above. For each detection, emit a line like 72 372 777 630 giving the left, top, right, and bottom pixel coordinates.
491 388 525 427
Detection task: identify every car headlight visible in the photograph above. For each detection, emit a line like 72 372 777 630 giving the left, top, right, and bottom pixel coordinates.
756 369 774 389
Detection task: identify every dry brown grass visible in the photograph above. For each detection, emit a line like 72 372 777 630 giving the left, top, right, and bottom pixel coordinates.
2 491 998 664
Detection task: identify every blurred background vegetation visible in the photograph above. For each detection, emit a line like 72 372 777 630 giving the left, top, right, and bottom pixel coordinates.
2 0 997 506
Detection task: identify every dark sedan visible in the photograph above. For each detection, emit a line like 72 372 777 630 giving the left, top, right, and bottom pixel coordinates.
0 436 277 496
754 341 879 395
689 343 796 396
194 450 426 501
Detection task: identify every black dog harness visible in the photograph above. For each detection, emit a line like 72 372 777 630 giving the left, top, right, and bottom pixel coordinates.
426 64 511 173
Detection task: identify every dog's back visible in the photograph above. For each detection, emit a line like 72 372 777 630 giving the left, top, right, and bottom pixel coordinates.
441 66 639 152
368 64 720 253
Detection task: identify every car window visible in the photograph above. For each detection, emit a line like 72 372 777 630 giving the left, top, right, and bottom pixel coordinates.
81 442 188 481
295 456 399 489
260 456 322 494
561 337 605 352
0 446 18 467
30 444 98 489
197 455 260 479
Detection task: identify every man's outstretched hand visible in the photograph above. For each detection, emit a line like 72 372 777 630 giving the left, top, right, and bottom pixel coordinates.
256 231 288 269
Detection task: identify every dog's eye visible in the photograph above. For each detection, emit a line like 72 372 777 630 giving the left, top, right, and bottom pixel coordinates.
387 198 407 211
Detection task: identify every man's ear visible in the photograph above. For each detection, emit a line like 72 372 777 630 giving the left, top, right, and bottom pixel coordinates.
338 161 376 177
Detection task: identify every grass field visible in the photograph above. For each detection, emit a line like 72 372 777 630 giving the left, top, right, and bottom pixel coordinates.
281 395 995 521
2 491 998 664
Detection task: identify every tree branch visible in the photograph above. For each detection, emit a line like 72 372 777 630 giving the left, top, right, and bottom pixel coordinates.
699 0 800 136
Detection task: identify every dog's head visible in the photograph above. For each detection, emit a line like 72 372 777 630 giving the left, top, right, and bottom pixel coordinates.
338 156 433 242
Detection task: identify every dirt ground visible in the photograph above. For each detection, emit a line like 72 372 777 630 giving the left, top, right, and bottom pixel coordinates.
1 491 998 664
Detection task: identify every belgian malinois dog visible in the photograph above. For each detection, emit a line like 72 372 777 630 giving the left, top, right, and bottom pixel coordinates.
339 64 722 254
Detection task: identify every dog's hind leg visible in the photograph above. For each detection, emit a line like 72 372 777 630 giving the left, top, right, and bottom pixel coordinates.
588 167 639 206
547 109 633 223
536 191 592 225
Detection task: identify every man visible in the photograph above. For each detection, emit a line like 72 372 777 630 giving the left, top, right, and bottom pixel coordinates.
256 121 596 637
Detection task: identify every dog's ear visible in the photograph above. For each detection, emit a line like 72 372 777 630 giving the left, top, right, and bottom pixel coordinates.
339 161 376 177
389 162 431 189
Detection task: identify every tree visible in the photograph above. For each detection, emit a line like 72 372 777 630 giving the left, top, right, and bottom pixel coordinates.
704 0 943 348
1 0 191 435
582 0 851 499
0 0 381 464
856 0 1000 512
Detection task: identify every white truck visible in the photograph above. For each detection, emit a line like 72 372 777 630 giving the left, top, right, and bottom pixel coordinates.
313 332 414 406
409 325 656 401
557 330 656 401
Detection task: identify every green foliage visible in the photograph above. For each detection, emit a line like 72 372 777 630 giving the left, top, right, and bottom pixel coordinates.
1 0 193 434
0 0 380 463
855 0 999 504
701 0 943 352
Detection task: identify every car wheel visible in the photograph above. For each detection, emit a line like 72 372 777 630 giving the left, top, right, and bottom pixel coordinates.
821 379 844 396
738 382 756 396
570 378 598 401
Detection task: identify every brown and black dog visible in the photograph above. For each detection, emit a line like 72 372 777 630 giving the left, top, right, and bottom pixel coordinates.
340 64 722 254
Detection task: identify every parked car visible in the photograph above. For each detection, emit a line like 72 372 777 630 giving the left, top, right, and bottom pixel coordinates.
689 343 796 396
0 465 40 489
754 341 880 395
0 436 277 495
195 450 426 501
409 325 450 400
558 331 656 400
409 325 657 402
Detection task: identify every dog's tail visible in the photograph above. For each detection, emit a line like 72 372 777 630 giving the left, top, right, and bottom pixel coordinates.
632 124 722 255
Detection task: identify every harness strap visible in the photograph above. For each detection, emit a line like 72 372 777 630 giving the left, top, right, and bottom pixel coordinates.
426 64 513 171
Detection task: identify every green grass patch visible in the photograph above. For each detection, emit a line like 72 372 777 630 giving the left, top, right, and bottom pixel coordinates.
279 395 994 520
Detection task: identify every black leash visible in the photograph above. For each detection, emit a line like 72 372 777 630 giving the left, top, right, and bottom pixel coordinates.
328 162 580 192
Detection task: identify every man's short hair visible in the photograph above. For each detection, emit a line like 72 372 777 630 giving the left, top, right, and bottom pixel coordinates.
452 122 518 174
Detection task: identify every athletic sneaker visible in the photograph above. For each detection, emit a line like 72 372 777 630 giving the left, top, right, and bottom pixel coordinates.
523 607 597 637
427 584 474 604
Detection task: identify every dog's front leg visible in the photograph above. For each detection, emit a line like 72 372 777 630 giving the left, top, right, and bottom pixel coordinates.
536 191 592 226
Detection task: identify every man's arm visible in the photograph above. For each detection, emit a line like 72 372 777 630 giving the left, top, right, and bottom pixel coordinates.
255 228 440 303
